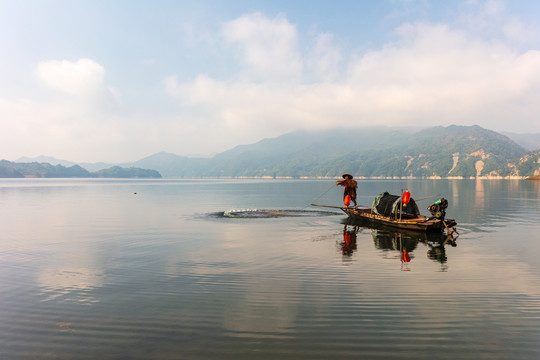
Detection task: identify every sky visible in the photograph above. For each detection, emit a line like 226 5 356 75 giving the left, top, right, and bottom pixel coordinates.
2 0 540 163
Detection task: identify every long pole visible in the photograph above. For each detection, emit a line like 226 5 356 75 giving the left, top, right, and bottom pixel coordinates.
311 204 345 209
400 189 403 221
311 203 369 210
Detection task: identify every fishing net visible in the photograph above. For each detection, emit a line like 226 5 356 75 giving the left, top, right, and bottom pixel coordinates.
222 209 338 218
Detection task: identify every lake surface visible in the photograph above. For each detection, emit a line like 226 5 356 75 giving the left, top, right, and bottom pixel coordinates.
1 178 539 359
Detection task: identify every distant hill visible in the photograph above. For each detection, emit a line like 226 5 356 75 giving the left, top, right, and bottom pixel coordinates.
16 156 113 172
332 125 527 178
93 166 162 178
128 151 206 178
0 160 162 178
8 125 540 178
501 132 540 151
16 155 76 167
147 125 531 178
199 128 408 178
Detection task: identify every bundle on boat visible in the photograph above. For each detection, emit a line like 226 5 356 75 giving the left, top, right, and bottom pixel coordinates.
372 191 420 219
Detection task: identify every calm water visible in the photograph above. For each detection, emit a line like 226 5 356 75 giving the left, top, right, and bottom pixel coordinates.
1 178 539 359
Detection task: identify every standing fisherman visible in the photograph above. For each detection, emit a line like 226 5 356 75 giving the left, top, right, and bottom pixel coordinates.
336 174 358 208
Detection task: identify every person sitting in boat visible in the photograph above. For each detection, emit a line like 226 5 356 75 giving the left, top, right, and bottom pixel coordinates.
336 174 358 208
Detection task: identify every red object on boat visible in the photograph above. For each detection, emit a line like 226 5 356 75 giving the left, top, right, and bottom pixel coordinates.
402 190 411 205
344 195 351 206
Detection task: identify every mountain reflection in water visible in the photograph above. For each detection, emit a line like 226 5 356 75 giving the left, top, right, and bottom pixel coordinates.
339 223 457 271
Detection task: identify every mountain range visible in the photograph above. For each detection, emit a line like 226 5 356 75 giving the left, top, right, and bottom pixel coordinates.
6 125 540 179
0 161 162 179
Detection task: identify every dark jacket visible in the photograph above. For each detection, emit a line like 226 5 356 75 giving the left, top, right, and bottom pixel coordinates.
338 178 357 198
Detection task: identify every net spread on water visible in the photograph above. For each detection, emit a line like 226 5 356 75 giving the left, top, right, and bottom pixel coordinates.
222 209 338 218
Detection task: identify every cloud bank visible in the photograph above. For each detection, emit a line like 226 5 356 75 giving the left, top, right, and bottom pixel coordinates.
2 2 540 162
169 14 540 141
37 58 120 110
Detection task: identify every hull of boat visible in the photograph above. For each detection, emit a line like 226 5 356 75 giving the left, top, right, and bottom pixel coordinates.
342 207 449 232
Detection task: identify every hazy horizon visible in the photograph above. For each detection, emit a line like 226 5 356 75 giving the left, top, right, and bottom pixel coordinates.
5 124 540 166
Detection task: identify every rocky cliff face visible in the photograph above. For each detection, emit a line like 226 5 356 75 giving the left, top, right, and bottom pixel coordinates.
505 150 540 177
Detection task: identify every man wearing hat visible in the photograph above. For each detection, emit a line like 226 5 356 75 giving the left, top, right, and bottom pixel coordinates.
336 174 358 208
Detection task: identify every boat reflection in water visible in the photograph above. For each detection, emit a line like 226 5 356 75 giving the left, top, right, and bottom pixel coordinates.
372 228 456 271
340 219 457 271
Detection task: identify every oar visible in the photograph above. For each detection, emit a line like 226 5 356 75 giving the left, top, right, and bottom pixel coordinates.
311 203 345 209
311 204 370 210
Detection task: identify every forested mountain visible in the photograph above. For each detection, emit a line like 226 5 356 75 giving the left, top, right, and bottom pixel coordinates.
6 125 540 178
91 166 162 178
145 125 533 178
129 152 207 178
0 160 161 178
200 128 410 178
325 125 528 178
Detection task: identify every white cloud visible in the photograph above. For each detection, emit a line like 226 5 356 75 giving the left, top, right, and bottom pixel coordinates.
0 59 129 162
503 18 536 45
37 58 120 110
168 16 540 137
308 33 343 81
458 0 539 45
38 59 105 95
483 0 505 16
222 13 302 81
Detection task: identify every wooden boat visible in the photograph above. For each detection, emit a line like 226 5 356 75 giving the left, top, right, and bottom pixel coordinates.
342 206 456 232
312 192 457 234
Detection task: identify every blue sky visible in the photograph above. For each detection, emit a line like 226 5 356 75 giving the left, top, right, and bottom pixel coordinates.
2 0 540 162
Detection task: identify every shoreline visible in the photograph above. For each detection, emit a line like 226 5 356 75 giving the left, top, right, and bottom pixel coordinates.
0 175 535 180
171 175 531 180
196 175 531 180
